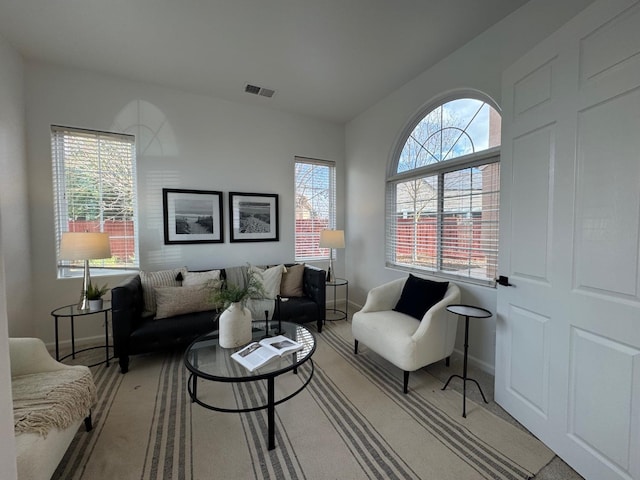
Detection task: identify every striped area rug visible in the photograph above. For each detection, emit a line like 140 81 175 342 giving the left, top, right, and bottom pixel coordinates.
53 322 553 480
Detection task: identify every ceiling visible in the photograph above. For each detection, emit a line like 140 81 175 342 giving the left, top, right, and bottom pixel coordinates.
0 0 530 123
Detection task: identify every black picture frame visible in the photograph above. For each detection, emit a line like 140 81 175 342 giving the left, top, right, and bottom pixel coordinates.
163 188 224 244
229 192 279 242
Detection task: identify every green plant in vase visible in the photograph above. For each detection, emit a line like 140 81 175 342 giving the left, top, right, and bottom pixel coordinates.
212 271 264 309
86 281 109 310
213 269 265 348
87 282 109 300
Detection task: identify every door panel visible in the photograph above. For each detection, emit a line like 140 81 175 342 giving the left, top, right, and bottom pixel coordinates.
574 89 640 297
497 1 640 478
511 126 554 282
568 329 640 472
506 305 550 416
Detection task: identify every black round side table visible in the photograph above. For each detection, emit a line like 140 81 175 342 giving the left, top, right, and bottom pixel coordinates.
51 302 113 367
441 304 492 418
325 278 348 322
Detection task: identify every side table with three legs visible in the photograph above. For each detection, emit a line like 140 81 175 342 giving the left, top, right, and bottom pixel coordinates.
441 304 492 418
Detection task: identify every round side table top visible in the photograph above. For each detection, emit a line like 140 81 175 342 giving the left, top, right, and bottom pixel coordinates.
446 304 492 319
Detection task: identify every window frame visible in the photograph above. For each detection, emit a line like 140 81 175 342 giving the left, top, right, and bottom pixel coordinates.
386 95 501 286
52 125 139 279
294 156 337 262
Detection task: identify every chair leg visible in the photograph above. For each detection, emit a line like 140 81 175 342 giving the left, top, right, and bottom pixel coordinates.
446 356 450 367
84 410 93 432
354 339 359 354
403 371 410 394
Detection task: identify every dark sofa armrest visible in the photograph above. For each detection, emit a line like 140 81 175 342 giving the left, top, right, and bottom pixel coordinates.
111 274 143 372
303 265 326 329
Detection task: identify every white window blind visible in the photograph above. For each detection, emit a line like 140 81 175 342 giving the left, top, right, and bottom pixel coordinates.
52 125 139 276
295 157 336 260
386 156 500 284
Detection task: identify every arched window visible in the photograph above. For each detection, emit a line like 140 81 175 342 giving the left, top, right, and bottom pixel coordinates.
386 96 501 285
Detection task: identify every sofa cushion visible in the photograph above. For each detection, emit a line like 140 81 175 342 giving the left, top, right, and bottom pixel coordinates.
130 310 216 350
249 264 284 299
154 284 218 319
393 274 449 320
140 267 187 314
280 263 305 297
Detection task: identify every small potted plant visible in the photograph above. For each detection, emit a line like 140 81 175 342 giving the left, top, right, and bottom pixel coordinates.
87 281 109 310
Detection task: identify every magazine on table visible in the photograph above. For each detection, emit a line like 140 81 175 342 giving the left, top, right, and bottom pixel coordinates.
231 335 303 372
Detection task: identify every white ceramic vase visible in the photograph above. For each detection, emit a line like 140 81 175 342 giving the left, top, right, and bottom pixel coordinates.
218 302 252 348
88 299 103 311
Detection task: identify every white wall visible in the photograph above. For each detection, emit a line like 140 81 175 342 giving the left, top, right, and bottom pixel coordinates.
0 32 25 480
0 39 31 338
24 62 345 344
344 0 595 373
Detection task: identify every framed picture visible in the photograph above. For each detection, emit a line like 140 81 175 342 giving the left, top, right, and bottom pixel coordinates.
229 192 279 242
163 188 223 244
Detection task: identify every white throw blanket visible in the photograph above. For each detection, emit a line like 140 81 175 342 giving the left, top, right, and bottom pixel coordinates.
13 368 96 437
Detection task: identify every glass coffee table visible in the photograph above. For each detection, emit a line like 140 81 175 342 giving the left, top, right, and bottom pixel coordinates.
184 320 316 450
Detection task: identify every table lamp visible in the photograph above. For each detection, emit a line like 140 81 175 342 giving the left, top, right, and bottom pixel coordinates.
319 229 344 282
59 232 111 310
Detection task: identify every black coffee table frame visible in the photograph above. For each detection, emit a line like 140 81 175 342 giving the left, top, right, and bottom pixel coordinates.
184 321 316 450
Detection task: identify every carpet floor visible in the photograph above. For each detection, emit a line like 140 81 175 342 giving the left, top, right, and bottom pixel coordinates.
53 320 556 480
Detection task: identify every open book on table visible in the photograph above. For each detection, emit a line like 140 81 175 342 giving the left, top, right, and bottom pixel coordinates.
231 335 303 372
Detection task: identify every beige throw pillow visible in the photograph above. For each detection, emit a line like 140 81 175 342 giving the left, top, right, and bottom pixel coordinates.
140 267 187 314
280 263 305 297
249 264 284 299
183 270 221 286
154 284 217 319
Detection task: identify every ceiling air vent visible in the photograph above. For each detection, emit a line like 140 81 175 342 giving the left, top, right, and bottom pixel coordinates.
245 83 275 98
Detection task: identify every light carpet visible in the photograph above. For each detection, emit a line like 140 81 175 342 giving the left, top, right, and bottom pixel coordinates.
53 321 554 479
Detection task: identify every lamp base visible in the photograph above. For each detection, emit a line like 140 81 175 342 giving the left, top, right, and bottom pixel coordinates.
326 254 335 283
78 259 91 311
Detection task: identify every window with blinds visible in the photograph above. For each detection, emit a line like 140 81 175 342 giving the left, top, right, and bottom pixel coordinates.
294 157 336 260
386 97 501 285
52 125 139 277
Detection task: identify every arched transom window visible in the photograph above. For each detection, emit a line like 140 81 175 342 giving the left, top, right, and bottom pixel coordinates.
386 96 501 284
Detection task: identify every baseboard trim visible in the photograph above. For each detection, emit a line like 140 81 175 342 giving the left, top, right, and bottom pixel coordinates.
452 347 495 376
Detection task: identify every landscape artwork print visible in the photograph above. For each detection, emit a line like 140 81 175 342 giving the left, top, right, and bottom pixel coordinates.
229 192 279 242
163 189 223 244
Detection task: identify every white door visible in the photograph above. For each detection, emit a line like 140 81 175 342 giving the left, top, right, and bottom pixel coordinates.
496 1 640 479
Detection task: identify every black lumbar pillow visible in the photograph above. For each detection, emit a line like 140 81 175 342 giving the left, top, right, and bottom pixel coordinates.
393 274 449 320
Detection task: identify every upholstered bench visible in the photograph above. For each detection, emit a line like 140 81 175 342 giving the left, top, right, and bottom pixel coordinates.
10 337 96 480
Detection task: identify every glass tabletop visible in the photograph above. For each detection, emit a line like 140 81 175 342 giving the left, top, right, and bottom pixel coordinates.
51 301 112 317
184 321 316 381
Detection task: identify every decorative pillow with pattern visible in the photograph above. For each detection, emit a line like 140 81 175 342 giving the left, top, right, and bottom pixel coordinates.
249 264 284 299
140 267 187 315
154 284 217 319
280 263 305 297
182 269 221 287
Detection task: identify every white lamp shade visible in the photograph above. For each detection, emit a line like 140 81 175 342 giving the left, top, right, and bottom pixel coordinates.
59 232 111 260
319 230 345 249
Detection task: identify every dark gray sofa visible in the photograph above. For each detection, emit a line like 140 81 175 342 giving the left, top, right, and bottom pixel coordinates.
111 264 326 373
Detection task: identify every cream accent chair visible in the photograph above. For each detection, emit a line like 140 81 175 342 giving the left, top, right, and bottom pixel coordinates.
352 278 461 393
